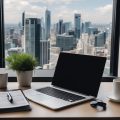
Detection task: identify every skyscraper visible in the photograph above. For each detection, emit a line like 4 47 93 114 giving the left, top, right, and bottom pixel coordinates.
81 22 85 33
22 11 25 31
84 22 91 33
95 32 106 47
55 23 59 34
56 34 76 51
74 13 81 39
62 22 71 34
88 27 98 35
45 9 51 40
9 28 14 39
41 17 46 40
58 19 63 34
24 18 41 64
40 40 50 67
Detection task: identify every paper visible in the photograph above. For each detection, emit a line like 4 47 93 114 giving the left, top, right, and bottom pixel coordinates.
0 90 29 109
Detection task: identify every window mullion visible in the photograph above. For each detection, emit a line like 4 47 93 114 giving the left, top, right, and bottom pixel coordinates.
0 0 5 68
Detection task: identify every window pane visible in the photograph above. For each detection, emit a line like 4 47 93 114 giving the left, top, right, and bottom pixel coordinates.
4 0 113 76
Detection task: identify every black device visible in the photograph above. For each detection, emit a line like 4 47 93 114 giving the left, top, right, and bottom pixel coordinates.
24 52 107 110
52 52 106 97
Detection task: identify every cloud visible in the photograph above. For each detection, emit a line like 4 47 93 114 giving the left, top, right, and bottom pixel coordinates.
28 0 81 5
4 0 46 23
29 0 57 5
61 0 77 5
4 0 113 24
52 6 75 23
20 1 30 6
96 4 112 15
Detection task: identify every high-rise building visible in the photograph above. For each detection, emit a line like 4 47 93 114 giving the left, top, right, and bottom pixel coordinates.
45 9 51 40
95 32 106 47
9 28 14 39
84 22 91 33
56 34 77 51
62 22 71 34
22 11 25 31
88 27 98 35
24 18 41 64
81 22 85 33
40 40 50 67
74 13 81 39
54 23 59 34
41 17 46 40
58 19 63 34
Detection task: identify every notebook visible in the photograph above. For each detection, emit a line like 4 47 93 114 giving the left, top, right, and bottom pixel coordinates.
24 52 106 110
0 89 31 113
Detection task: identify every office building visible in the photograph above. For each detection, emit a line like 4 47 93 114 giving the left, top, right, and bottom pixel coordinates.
74 13 81 39
55 21 71 35
9 28 14 39
58 19 63 34
81 22 84 33
24 18 41 64
84 22 91 33
56 34 77 51
12 38 19 47
40 40 50 67
88 27 98 35
41 17 46 40
45 9 51 40
62 22 71 34
54 23 59 34
22 11 25 32
95 32 106 47
68 30 75 37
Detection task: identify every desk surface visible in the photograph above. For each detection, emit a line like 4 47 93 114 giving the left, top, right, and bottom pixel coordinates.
0 82 120 119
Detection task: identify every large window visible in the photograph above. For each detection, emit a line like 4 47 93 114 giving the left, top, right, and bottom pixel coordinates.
1 0 119 79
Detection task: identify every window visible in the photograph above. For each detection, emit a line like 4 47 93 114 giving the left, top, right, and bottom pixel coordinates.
0 0 119 80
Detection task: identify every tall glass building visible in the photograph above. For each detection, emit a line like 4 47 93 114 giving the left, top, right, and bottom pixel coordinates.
24 18 41 64
40 40 50 67
45 9 51 40
58 19 63 34
56 34 77 51
74 14 81 39
95 32 107 47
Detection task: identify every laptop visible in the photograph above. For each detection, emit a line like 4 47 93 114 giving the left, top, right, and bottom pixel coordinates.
24 52 106 110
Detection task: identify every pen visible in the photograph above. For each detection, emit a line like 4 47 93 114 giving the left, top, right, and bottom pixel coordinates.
7 92 13 103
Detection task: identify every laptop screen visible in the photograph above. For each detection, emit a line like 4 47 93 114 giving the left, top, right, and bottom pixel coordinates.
52 52 106 97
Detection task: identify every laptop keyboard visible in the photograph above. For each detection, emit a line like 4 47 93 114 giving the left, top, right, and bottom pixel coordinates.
36 87 85 102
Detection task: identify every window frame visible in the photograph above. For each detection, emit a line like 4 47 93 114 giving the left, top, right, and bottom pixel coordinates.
110 0 120 77
0 0 5 68
0 0 119 82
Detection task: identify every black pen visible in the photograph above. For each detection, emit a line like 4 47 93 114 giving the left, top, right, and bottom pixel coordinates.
7 92 13 103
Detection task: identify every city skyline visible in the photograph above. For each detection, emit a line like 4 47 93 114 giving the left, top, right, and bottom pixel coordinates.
4 0 112 24
4 0 112 74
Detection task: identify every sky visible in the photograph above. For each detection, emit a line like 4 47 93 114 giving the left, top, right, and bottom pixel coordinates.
4 0 113 24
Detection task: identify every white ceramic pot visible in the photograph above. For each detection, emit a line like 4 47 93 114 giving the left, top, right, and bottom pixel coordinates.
16 70 33 87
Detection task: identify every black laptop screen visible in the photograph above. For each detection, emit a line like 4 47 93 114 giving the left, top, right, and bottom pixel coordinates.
52 52 106 97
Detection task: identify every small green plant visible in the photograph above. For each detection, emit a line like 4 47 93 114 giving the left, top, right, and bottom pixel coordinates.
6 53 37 71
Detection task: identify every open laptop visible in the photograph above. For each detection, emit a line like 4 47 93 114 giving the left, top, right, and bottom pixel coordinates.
24 52 106 110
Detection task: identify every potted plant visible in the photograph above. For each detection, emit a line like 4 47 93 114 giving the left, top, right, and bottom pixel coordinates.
6 53 37 87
